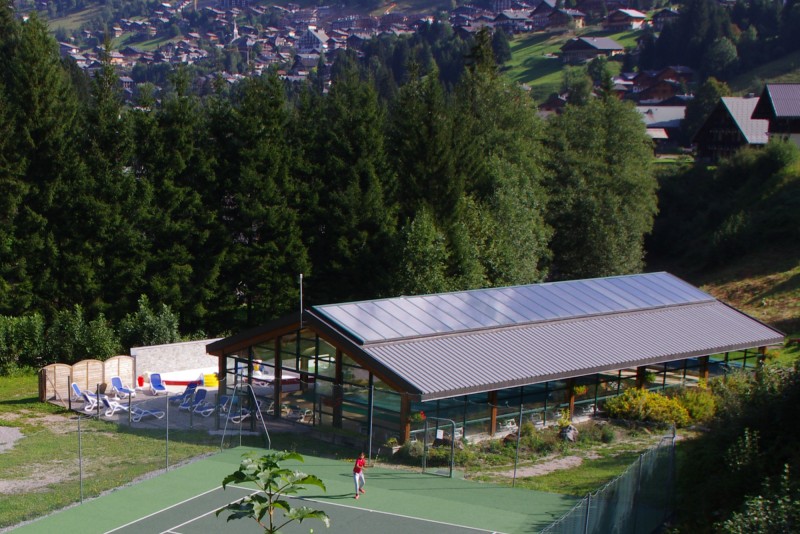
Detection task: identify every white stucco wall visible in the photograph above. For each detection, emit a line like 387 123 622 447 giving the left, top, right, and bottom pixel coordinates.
130 338 222 378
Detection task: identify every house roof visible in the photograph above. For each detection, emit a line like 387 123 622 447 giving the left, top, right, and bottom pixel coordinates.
561 37 623 52
210 273 784 402
752 83 800 120
611 8 646 18
721 97 769 145
635 106 685 129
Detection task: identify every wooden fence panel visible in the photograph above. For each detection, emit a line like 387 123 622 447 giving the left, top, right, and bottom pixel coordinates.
38 363 72 402
39 356 134 403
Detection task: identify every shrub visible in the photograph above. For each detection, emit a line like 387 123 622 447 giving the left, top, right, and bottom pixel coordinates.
118 295 181 351
677 385 717 423
576 421 616 444
43 306 120 364
0 313 45 373
605 388 690 427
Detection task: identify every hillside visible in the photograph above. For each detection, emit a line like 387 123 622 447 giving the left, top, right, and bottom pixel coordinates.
659 248 800 337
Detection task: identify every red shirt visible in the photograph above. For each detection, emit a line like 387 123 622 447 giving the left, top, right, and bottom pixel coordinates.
353 458 366 474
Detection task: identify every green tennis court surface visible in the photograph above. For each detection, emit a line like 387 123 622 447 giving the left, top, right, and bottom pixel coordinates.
12 447 578 533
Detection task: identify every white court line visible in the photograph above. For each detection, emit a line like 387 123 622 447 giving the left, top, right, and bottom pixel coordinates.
104 485 250 534
225 485 506 534
159 487 260 534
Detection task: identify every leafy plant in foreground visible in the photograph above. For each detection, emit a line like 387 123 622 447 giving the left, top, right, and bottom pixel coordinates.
216 451 330 533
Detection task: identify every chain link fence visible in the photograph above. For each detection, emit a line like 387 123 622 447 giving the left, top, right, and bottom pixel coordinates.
540 431 676 534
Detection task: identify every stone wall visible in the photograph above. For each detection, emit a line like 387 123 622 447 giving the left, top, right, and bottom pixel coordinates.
131 338 222 377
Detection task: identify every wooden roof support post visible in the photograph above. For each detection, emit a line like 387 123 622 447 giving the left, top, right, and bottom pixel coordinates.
700 355 710 382
489 391 498 436
400 394 410 444
334 348 343 428
275 337 283 417
636 366 648 388
758 346 767 367
567 377 576 419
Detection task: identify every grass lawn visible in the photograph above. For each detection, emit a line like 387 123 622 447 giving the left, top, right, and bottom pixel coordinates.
46 5 104 33
503 26 638 102
728 50 800 95
0 375 219 529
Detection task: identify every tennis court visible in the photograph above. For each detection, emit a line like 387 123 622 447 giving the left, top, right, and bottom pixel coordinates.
12 447 578 534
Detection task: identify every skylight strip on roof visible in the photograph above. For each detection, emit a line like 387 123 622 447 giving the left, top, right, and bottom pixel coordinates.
415 295 477 332
545 283 608 315
452 291 520 326
316 304 387 343
470 289 532 323
354 301 430 339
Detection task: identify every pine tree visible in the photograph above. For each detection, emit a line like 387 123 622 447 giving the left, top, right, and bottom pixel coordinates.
79 44 149 321
211 74 309 328
2 11 83 315
299 69 398 304
544 95 657 279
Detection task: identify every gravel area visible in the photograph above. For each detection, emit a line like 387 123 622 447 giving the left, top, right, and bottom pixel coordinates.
0 426 23 453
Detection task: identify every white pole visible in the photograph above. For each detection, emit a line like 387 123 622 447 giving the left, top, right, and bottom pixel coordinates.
299 273 304 328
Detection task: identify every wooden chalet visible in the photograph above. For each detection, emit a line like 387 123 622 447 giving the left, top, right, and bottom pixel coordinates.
559 36 623 64
751 83 800 148
693 96 768 161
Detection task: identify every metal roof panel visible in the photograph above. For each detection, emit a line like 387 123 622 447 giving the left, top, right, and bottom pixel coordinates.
364 301 783 400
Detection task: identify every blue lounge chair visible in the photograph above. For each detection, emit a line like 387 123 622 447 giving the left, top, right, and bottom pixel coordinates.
169 382 197 404
149 373 167 395
110 376 136 399
179 388 207 411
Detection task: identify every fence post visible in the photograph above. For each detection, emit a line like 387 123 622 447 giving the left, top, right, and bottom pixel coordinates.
631 454 644 534
583 493 591 534
78 415 84 504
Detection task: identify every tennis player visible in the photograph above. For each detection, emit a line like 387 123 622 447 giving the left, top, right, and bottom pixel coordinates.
353 452 367 499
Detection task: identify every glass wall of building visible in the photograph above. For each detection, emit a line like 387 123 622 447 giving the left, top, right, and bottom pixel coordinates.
219 327 767 443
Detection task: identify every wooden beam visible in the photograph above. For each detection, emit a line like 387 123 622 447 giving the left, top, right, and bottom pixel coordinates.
700 355 710 381
567 378 576 418
400 394 410 444
489 391 498 436
334 348 343 428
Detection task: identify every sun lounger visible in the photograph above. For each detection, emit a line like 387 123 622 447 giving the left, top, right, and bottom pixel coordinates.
131 405 165 423
169 383 197 404
81 391 101 412
178 388 207 411
102 396 130 417
149 373 167 395
110 376 136 399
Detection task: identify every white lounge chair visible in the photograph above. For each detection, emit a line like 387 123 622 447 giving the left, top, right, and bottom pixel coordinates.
131 405 165 423
102 396 130 417
81 391 100 413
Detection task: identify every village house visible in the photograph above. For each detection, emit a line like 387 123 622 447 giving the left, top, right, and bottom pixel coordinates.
693 96 769 161
559 36 623 63
751 83 800 148
547 8 585 32
603 9 647 31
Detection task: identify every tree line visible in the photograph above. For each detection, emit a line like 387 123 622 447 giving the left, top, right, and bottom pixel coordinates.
0 5 657 357
639 0 800 87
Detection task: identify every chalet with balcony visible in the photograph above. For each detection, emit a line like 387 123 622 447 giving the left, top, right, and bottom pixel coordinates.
751 83 800 148
652 8 679 31
693 96 768 161
547 8 585 32
604 9 647 31
530 0 556 30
